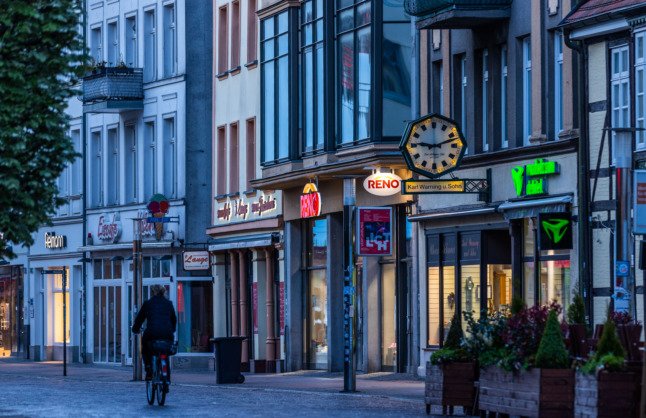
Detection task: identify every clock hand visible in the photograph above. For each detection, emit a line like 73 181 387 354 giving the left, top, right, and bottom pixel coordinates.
418 142 441 148
437 138 457 146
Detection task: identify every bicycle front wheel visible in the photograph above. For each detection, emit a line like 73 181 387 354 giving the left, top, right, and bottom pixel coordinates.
156 383 166 406
146 381 155 405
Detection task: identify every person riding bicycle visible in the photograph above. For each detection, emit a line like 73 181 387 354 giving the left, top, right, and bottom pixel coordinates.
132 285 177 381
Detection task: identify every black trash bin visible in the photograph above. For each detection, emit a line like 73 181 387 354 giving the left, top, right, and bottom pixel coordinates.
210 337 245 384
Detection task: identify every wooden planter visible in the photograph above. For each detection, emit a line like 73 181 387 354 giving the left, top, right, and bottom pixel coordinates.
478 367 574 417
574 369 641 418
617 324 642 361
568 324 589 359
425 361 478 415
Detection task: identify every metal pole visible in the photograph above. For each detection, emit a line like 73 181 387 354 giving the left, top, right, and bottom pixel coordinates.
132 219 142 381
342 178 356 393
63 269 67 377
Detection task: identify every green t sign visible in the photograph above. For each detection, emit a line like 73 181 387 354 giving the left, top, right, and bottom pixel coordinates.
538 212 573 250
511 159 560 197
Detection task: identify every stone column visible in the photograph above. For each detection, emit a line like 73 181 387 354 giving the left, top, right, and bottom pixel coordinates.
230 251 239 337
238 251 249 367
265 248 277 372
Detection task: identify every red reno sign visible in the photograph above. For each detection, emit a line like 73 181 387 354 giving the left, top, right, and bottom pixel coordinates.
300 182 321 219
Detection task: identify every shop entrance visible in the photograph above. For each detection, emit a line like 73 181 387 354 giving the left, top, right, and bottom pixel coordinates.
305 218 328 370
0 266 23 357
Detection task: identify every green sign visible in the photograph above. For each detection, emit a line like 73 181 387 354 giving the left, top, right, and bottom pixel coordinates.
538 212 573 250
512 159 560 197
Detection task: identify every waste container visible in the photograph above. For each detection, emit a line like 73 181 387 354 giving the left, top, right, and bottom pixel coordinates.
210 337 245 384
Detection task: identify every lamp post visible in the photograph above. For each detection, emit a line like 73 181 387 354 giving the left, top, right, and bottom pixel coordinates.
132 218 143 381
342 178 357 393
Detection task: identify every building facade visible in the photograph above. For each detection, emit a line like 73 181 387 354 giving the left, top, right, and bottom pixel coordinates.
207 0 286 373
410 0 580 375
562 0 646 327
252 0 419 374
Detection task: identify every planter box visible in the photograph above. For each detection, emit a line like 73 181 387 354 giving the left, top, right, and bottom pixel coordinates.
575 368 641 418
478 367 574 417
425 361 477 415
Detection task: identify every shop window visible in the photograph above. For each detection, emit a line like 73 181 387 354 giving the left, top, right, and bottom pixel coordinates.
177 281 213 353
52 270 70 344
426 234 457 346
306 218 328 368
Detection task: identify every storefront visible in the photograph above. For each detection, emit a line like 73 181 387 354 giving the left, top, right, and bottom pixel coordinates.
0 265 26 358
414 154 578 374
208 191 284 373
282 172 415 373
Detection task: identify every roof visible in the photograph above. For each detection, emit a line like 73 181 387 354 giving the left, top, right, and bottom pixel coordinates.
561 0 646 27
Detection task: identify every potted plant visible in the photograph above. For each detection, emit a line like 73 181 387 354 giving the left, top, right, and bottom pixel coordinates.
574 317 641 417
425 314 477 416
567 293 589 359
477 303 575 418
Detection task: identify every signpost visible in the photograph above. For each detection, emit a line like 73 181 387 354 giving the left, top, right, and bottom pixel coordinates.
42 269 67 377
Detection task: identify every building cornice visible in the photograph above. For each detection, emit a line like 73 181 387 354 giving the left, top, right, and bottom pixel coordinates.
257 0 300 20
206 217 284 236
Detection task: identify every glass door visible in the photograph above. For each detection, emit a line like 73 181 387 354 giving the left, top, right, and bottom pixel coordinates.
0 273 15 357
381 263 396 371
305 218 328 369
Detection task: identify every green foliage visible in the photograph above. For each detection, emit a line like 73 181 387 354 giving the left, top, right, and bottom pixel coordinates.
595 319 625 359
462 310 509 368
510 297 526 315
535 310 570 369
429 348 469 365
580 354 626 374
567 293 586 325
443 314 464 350
0 0 86 258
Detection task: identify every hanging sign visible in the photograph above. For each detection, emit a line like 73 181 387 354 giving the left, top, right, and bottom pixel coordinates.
357 207 392 256
512 159 560 197
182 251 210 271
537 212 573 251
634 170 646 234
300 183 321 218
363 172 402 196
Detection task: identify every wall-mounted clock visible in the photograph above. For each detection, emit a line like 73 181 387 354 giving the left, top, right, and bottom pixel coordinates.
399 114 467 179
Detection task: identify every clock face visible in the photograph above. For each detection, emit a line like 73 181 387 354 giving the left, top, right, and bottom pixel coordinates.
399 114 466 178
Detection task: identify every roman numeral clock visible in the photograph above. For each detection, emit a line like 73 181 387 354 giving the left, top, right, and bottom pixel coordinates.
399 113 490 198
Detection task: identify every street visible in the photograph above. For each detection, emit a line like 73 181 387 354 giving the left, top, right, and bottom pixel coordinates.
0 360 437 417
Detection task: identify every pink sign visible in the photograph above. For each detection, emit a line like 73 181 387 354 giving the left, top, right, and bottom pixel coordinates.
357 207 392 256
97 213 122 243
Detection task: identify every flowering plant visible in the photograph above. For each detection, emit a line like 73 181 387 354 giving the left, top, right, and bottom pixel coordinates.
462 310 509 367
610 311 640 326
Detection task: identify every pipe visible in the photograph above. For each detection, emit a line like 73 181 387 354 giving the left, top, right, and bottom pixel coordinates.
265 248 276 371
230 250 239 337
239 251 249 365
81 0 88 364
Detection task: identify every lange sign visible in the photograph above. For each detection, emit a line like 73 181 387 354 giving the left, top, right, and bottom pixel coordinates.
183 251 210 271
363 173 402 196
300 182 321 218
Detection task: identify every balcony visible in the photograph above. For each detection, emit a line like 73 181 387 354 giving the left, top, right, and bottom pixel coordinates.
82 67 144 113
405 0 513 29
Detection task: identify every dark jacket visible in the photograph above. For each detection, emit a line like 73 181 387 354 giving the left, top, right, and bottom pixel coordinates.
132 295 177 341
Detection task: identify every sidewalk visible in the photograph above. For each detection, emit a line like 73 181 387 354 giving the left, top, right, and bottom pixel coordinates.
0 358 424 402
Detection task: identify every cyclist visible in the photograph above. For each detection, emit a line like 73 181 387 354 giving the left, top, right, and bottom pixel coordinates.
132 284 177 381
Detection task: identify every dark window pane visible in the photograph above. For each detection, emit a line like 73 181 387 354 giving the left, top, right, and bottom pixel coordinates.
143 257 151 278
263 40 274 61
357 27 371 139
103 260 112 280
161 259 171 277
278 33 289 56
278 56 290 158
383 0 405 21
382 23 411 136
337 0 353 10
309 219 328 266
338 10 353 32
263 63 275 161
356 2 371 26
304 49 314 149
152 259 160 278
94 260 102 280
339 33 354 143
113 259 122 279
316 45 325 147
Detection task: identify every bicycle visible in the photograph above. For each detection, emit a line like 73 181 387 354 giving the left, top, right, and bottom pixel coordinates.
146 340 177 406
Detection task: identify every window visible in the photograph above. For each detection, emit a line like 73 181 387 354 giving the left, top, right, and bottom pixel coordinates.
91 130 103 207
142 256 171 279
261 12 290 163
125 124 137 203
482 49 489 152
460 55 467 152
523 37 532 145
125 15 137 67
229 123 239 193
143 121 156 200
432 61 443 114
426 234 457 346
91 26 102 64
163 117 177 198
301 0 325 152
246 118 256 190
51 270 70 344
71 130 82 196
216 126 227 195
107 21 119 66
163 3 177 77
306 218 328 369
635 32 646 149
611 45 630 162
501 45 508 148
382 8 411 138
177 281 214 353
106 127 119 206
218 5 229 75
144 9 157 82
247 0 258 63
337 0 371 144
231 1 241 69
554 32 563 137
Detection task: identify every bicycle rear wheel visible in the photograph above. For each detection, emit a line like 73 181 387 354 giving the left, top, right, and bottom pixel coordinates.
146 381 155 405
156 383 166 406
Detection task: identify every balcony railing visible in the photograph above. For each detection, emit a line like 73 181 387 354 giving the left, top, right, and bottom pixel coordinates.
82 67 144 113
405 0 513 29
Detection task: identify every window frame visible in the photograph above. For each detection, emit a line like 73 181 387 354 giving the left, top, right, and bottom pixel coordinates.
216 125 227 196
218 4 229 76
106 19 119 67
247 0 258 64
106 125 119 206
635 31 646 149
554 31 564 137
501 45 508 149
144 7 158 82
143 119 157 200
611 44 630 163
229 122 240 194
231 0 241 70
163 2 178 78
163 114 177 199
482 49 489 152
125 13 138 68
523 36 532 146
124 123 137 204
90 129 103 208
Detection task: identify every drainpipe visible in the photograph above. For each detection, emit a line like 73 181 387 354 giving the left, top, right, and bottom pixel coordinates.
80 0 88 364
564 29 592 327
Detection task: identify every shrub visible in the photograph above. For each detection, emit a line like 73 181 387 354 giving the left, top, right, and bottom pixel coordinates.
511 297 526 315
567 293 586 325
595 318 625 359
443 314 464 350
535 310 570 369
462 310 509 368
581 353 626 374
430 348 469 365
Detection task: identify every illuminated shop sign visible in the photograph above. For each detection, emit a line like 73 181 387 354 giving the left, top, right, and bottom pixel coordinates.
512 159 560 197
363 172 402 197
183 251 210 271
216 193 277 222
538 212 573 251
97 213 122 243
300 183 321 219
44 232 67 249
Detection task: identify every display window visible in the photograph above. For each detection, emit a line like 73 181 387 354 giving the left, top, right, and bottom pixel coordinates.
177 280 213 353
305 218 328 369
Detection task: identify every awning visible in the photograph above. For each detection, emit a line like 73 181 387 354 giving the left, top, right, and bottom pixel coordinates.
408 205 497 222
497 195 573 219
208 233 280 252
77 241 173 252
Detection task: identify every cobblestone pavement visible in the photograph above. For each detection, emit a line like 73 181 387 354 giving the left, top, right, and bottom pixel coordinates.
0 360 461 417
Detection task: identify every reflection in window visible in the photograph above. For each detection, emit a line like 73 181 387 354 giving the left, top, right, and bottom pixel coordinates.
382 23 411 137
177 281 214 353
540 259 571 307
461 264 480 330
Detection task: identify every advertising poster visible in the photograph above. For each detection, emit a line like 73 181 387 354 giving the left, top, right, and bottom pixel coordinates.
357 207 392 256
634 170 646 234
